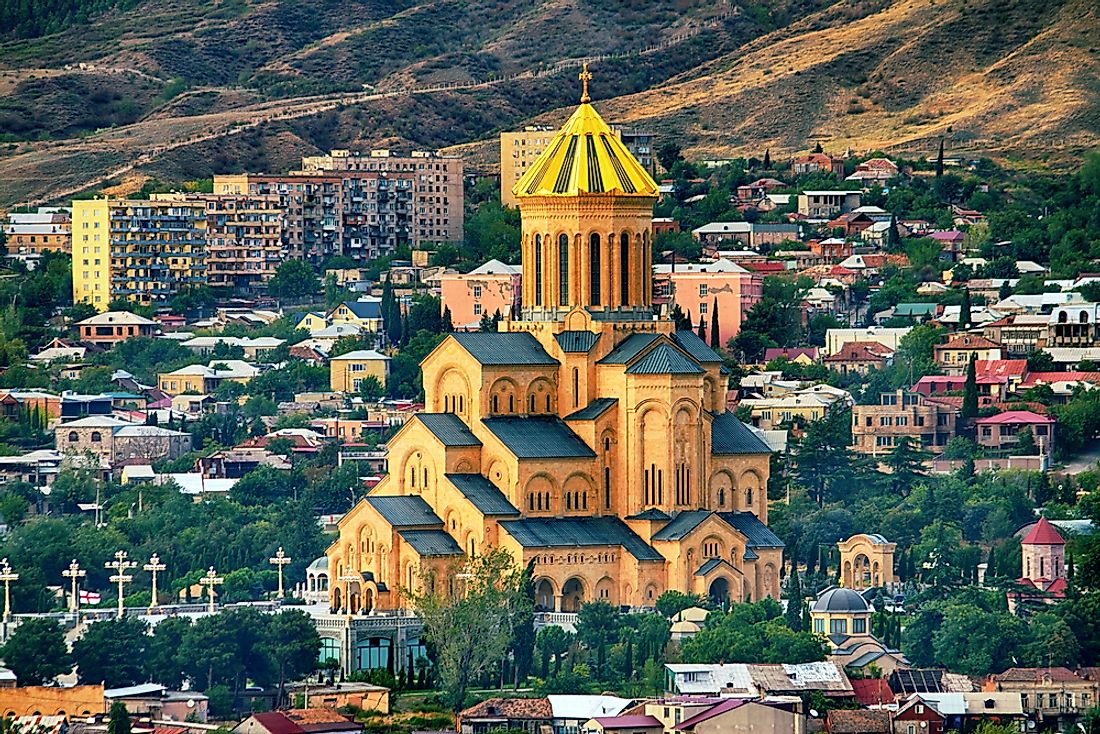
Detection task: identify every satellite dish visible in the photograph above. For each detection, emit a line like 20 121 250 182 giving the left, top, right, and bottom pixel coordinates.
810 710 820 718
187 699 196 709
1028 723 1036 730
921 722 928 729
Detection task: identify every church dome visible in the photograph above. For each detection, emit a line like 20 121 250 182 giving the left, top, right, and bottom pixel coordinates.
307 556 329 571
813 587 871 613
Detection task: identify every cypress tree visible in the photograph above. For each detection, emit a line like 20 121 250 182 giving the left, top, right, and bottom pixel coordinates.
785 570 803 631
887 214 901 249
697 317 707 341
442 306 453 332
763 149 772 169
959 288 972 328
710 298 720 350
624 639 634 680
935 138 945 178
998 280 1012 301
813 142 824 154
381 278 394 336
962 356 979 418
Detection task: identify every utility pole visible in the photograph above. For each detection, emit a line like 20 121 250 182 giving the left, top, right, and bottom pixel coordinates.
269 547 292 600
62 559 86 614
143 553 166 613
200 567 224 615
105 550 137 619
0 558 18 631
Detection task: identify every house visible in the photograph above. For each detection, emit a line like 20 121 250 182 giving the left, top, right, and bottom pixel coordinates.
826 710 891 734
899 693 1024 733
233 709 361 734
974 410 1055 455
1048 303 1100 347
327 299 384 332
0 390 61 420
31 338 88 363
984 667 1097 727
735 178 787 202
584 716 662 734
330 349 391 392
844 158 899 186
692 222 800 251
824 342 895 376
158 360 260 395
740 391 839 430
792 153 845 177
829 207 890 238
1014 371 1100 402
292 311 330 332
763 347 819 365
798 191 862 219
75 311 158 345
550 695 634 734
851 678 898 709
438 259 523 330
196 448 290 479
675 699 802 734
893 695 947 734
459 698 553 734
810 587 909 676
104 683 208 723
933 334 1003 375
929 231 966 259
664 661 854 699
286 682 390 715
179 336 285 359
890 670 975 697
851 390 957 456
652 259 763 346
983 315 1049 357
54 416 192 464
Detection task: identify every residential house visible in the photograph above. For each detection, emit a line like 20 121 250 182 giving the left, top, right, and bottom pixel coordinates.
824 342 895 376
1048 303 1100 347
3 208 71 256
829 206 891 238
824 327 912 356
31 338 88 363
179 336 285 359
232 709 361 734
288 682 390 714
890 670 976 697
851 679 898 709
652 259 763 346
792 153 845 177
675 699 803 734
901 693 1024 733
763 347 819 365
330 349 391 392
104 683 209 723
327 299 384 332
735 177 787 201
75 311 158 345
851 390 957 456
459 698 553 734
740 391 841 430
550 695 633 734
951 205 987 227
983 315 1049 357
664 661 854 699
933 334 1003 375
438 259 522 330
893 696 947 734
844 158 899 187
1014 371 1100 403
827 710 891 734
0 390 61 421
158 360 259 395
55 416 192 464
197 448 290 479
293 312 331 332
929 231 966 260
798 191 862 219
584 716 662 734
984 668 1097 728
974 410 1055 455
994 292 1084 315
693 222 800 251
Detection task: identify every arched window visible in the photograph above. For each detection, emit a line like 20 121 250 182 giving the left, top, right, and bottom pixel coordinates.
423 467 429 487
68 431 78 442
590 233 601 305
559 234 569 304
1082 311 1090 324
746 487 754 508
620 232 630 304
90 431 102 443
534 234 543 306
572 367 580 408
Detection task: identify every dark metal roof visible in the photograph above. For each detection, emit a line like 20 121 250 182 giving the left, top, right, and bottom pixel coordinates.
889 669 944 694
451 332 558 365
694 558 725 576
499 517 664 561
743 548 759 561
625 508 672 521
366 495 442 527
554 331 601 353
672 330 724 363
626 343 705 375
445 474 520 516
564 398 618 421
711 412 772 454
718 511 785 548
398 529 464 556
598 333 660 364
652 510 711 541
482 416 596 458
416 413 482 447
337 300 381 319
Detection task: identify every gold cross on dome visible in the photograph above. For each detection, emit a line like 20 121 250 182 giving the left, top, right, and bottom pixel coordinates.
579 63 592 103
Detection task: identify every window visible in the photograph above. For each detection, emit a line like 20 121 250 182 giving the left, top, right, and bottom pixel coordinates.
620 233 630 304
559 234 570 303
814 618 825 633
699 302 708 314
90 431 102 443
699 283 708 297
829 618 848 634
473 285 482 299
590 233 601 305
534 234 543 306
473 303 482 315
68 431 79 443
853 618 866 634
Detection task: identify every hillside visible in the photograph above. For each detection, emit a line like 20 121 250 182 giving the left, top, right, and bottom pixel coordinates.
0 0 1097 208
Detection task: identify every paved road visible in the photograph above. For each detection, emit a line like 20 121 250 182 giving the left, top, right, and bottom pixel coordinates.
1057 444 1100 475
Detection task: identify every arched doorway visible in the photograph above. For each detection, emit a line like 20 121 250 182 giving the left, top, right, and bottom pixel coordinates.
535 579 555 611
709 577 730 605
561 577 585 612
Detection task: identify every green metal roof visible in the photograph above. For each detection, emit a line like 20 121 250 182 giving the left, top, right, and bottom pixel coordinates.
451 332 558 365
398 529 464 556
499 517 664 561
564 398 617 421
652 510 711 541
554 331 601 353
598 333 660 364
672 330 724 363
625 343 705 375
416 413 482 447
711 412 772 454
366 496 443 527
445 474 520 516
482 416 596 459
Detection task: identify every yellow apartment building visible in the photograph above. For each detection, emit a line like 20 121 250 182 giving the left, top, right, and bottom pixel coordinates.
330 349 391 392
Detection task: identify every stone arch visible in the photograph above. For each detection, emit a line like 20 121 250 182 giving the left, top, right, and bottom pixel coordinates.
595 576 617 604
561 577 586 612
637 402 669 507
739 469 763 512
672 403 697 506
563 472 593 513
526 473 555 514
709 577 731 605
454 459 474 473
489 376 520 415
704 375 720 412
526 376 555 414
486 458 510 494
700 535 725 559
436 367 471 417
762 563 777 598
600 428 616 510
534 577 557 610
711 469 734 510
643 582 659 604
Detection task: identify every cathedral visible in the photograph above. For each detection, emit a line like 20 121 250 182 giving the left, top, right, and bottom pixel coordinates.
326 73 781 614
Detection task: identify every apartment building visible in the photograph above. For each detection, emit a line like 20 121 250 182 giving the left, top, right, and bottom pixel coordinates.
851 390 957 456
202 194 283 292
3 208 71 256
437 259 522 329
72 198 207 309
797 190 862 219
652 259 764 347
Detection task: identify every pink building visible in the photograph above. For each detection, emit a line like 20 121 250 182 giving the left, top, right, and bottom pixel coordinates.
654 258 763 349
438 259 521 330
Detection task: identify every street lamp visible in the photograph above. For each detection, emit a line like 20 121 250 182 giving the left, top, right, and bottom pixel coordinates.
199 566 224 615
105 550 137 619
269 547 292 600
0 558 18 624
143 554 166 613
62 559 86 614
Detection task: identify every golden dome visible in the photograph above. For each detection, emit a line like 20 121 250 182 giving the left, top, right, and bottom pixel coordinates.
512 100 659 200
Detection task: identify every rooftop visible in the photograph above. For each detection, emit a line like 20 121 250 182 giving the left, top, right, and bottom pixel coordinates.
482 416 596 459
451 332 558 366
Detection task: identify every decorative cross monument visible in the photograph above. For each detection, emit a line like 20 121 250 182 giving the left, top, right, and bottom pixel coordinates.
0 558 18 623
199 566 224 614
143 554 166 613
579 62 593 103
269 547 291 599
62 559 86 614
106 550 137 619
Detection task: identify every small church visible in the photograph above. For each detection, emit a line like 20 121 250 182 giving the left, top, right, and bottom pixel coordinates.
1008 516 1068 611
325 70 780 614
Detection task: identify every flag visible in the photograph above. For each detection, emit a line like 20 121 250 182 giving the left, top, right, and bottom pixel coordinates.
79 590 101 605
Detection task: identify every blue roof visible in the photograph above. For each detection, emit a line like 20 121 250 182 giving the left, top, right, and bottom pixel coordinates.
695 558 725 576
718 511 785 548
626 508 672 521
445 474 520 516
398 529 464 556
337 301 382 319
499 517 664 561
366 496 442 527
451 332 558 365
711 412 772 454
554 331 601 353
626 343 705 375
415 413 482 447
672 330 724 363
652 510 711 541
564 398 617 421
743 548 759 561
598 333 660 364
482 416 596 458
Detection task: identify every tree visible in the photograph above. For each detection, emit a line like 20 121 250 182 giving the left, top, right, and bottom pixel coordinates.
935 138 945 178
931 605 1025 676
146 616 191 689
763 149 772 169
575 601 622 679
268 261 319 300
107 702 132 734
887 214 901 250
657 142 683 172
409 549 524 712
0 618 70 684
962 357 979 419
697 317 707 341
536 625 572 678
791 409 856 506
442 306 454 332
959 288 972 329
709 299 720 351
72 617 149 686
510 559 536 687
655 590 705 619
262 610 321 706
813 142 824 154
785 568 804 632
1026 349 1055 372
680 600 826 664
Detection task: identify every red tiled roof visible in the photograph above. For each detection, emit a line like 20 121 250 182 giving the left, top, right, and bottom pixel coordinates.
743 262 787 273
460 698 553 722
825 341 894 362
936 334 1002 351
677 699 748 729
1021 517 1066 546
993 667 1080 683
764 347 820 362
851 678 896 707
974 410 1054 425
1019 371 1100 388
975 360 1027 379
929 231 965 242
826 710 891 734
251 713 305 734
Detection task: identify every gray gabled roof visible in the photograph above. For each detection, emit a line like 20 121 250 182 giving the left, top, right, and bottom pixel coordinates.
718 511 785 548
415 413 482 447
626 343 705 375
445 474 520 516
451 332 558 366
652 510 712 541
743 548 759 561
366 495 442 527
672 331 724 363
499 517 664 561
711 412 772 454
694 557 725 577
598 333 660 364
482 416 596 459
398 529 464 556
565 398 618 421
626 508 672 521
554 331 601 353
